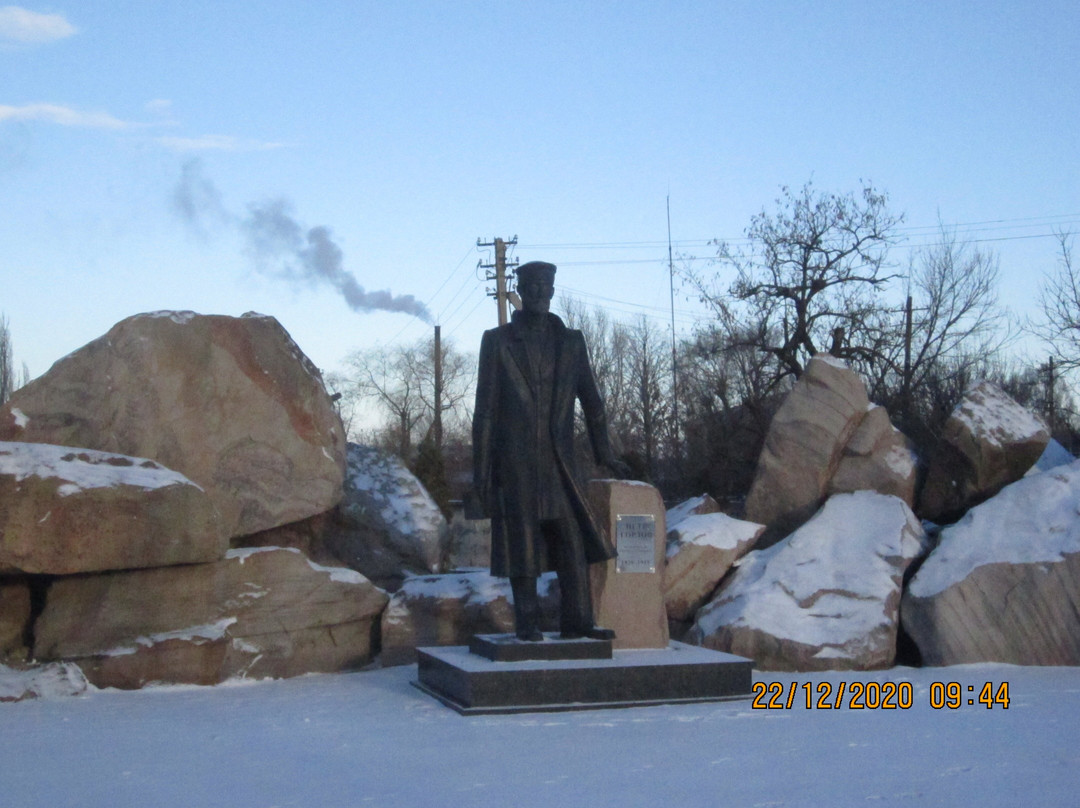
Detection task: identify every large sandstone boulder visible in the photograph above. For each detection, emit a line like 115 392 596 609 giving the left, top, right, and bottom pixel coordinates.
0 579 31 661
828 405 918 506
0 441 226 574
664 512 764 623
325 443 448 587
744 355 870 543
0 311 346 540
918 381 1049 522
902 460 1080 666
689 492 925 671
380 570 559 666
34 546 388 688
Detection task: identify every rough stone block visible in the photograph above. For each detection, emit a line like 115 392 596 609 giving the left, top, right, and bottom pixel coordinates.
664 513 764 622
0 441 226 575
903 461 1080 665
0 312 346 540
34 546 388 688
744 354 870 543
588 479 669 649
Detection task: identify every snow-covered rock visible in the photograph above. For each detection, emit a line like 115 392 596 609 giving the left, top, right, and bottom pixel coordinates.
0 579 31 661
744 354 871 543
902 459 1080 665
33 546 389 688
380 571 559 666
666 493 723 530
0 441 226 574
918 381 1049 522
325 443 448 584
688 492 925 671
663 512 763 622
828 405 918 506
0 311 346 541
0 662 89 702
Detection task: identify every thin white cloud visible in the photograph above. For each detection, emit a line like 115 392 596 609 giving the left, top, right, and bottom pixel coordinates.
145 99 174 116
0 6 76 44
0 101 284 152
0 102 128 129
155 134 287 152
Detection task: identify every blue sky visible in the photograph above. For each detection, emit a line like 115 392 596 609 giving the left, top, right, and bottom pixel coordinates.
2 1 1078 382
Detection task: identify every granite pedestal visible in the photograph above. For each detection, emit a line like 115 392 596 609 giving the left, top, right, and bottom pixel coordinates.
414 636 752 715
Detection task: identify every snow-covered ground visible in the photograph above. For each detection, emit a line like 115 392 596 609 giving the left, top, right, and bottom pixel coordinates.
3 662 1078 807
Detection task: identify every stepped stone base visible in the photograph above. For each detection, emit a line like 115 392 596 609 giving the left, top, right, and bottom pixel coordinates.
414 641 752 715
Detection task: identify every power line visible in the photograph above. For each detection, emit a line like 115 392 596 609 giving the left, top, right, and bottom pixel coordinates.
435 262 485 326
444 292 489 339
376 211 1079 351
518 212 1080 253
440 278 486 335
520 239 716 250
896 212 1080 235
426 246 475 315
558 284 707 328
383 246 476 345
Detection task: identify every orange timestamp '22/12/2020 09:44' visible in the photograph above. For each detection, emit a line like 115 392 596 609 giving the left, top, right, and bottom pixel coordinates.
750 680 1011 710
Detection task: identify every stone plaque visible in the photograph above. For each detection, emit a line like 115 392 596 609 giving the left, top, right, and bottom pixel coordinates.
615 514 656 573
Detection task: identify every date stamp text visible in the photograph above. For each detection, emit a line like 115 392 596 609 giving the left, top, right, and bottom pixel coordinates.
750 680 1010 710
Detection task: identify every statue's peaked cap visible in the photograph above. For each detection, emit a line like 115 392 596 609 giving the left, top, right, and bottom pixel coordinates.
516 261 556 284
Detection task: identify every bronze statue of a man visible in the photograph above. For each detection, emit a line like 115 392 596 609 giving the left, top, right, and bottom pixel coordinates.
472 260 625 641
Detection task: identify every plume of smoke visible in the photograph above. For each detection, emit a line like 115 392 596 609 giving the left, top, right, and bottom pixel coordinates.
245 200 431 321
172 159 431 323
172 158 232 232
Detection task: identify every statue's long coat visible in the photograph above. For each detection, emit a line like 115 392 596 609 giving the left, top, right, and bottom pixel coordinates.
472 311 617 578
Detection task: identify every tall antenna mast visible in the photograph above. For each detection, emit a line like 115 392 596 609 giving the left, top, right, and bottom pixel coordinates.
667 195 680 451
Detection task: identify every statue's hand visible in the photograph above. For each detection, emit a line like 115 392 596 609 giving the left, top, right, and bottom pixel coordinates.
601 457 632 480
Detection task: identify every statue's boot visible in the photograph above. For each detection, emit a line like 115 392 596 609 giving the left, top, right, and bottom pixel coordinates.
510 576 544 642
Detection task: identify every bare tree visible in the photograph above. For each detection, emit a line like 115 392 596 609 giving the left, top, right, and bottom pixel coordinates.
560 295 623 422
559 294 634 448
675 321 792 501
624 316 671 477
558 296 682 481
1034 232 1080 370
688 180 903 381
0 314 14 404
864 224 1011 431
337 335 474 458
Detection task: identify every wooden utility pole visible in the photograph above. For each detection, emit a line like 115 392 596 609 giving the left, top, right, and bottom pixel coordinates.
477 236 519 326
433 324 443 451
1047 355 1056 437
